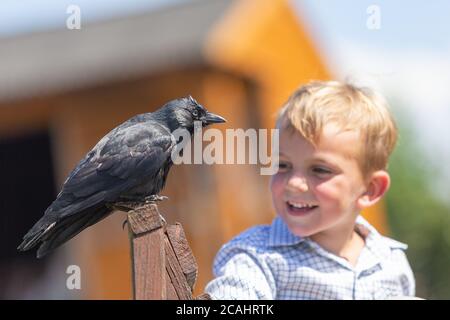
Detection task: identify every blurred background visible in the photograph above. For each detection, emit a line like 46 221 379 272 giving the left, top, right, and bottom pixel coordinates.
0 0 448 299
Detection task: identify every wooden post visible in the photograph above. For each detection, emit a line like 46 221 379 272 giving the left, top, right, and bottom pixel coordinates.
123 203 211 300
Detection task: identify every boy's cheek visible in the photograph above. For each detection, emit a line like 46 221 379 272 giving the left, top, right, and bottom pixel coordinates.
269 175 283 195
269 176 285 208
314 182 343 202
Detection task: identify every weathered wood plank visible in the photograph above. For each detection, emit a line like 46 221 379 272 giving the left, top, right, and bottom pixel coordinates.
127 204 166 300
127 203 163 235
126 203 208 300
164 236 193 300
195 293 212 300
131 227 166 299
165 277 179 300
166 223 198 291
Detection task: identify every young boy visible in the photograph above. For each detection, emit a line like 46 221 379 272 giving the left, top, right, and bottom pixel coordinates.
205 81 415 300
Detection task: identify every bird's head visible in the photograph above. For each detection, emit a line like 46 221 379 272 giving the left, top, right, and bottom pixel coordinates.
163 96 226 133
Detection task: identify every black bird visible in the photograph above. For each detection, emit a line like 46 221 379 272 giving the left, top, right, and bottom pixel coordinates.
18 96 226 258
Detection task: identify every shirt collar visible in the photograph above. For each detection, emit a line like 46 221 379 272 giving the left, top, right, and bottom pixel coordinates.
267 216 305 247
267 215 408 252
267 215 409 272
356 215 408 263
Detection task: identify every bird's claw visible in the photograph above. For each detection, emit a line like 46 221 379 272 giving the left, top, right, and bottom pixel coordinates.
159 213 167 225
108 195 168 214
144 195 169 203
122 219 128 230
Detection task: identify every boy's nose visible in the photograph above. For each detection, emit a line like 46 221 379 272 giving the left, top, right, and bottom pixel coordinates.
287 175 309 192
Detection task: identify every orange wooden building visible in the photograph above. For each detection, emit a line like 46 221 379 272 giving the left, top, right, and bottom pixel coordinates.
0 0 387 299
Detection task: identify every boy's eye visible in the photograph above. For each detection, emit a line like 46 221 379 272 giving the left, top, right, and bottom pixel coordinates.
277 162 291 171
312 166 332 175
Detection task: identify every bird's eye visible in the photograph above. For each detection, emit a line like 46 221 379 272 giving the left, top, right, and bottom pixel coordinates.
192 110 199 117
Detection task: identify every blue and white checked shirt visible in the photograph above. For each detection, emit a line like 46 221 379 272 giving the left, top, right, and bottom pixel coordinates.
205 216 415 300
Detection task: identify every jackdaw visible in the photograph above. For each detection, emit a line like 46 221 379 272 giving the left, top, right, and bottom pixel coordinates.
17 96 226 258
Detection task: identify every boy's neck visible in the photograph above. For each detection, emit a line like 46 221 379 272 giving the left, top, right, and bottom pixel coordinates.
309 221 366 267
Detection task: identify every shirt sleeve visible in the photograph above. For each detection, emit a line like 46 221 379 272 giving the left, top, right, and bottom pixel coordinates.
397 250 416 297
383 236 416 297
205 245 276 300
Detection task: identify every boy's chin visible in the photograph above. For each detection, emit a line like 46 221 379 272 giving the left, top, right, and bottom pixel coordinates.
282 220 315 238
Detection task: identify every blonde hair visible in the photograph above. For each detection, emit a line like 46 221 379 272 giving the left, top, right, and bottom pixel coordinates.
276 80 398 176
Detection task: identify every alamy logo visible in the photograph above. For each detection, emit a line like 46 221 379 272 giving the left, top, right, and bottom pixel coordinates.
66 5 81 30
366 5 381 30
171 121 279 175
66 265 81 290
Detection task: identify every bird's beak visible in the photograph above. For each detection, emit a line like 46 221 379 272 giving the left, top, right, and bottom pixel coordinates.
203 112 226 125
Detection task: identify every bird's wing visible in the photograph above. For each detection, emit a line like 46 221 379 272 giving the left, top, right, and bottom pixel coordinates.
52 121 175 217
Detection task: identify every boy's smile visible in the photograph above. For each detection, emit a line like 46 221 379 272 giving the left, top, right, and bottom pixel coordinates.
286 200 319 216
270 123 369 246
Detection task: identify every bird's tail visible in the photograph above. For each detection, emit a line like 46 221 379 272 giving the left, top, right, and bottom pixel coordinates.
17 212 57 252
18 206 112 258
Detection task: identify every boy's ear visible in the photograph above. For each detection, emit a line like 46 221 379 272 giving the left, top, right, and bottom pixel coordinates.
357 170 391 210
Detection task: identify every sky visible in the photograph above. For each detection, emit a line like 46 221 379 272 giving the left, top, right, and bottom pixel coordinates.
0 0 181 37
0 0 449 193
